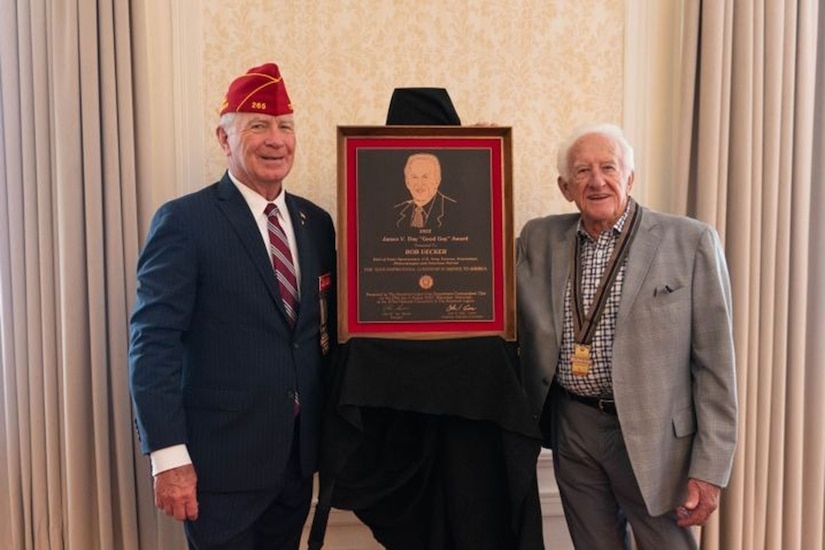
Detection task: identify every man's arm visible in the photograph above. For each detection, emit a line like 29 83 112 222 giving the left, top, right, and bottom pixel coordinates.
129 202 200 520
129 202 196 453
687 226 738 487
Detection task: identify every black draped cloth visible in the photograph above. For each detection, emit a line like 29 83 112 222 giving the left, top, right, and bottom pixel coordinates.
308 89 544 550
311 337 544 550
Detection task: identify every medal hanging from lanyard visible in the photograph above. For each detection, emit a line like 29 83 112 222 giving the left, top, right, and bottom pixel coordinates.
569 199 642 376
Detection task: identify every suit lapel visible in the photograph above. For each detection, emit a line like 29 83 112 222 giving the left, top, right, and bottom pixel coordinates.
214 175 283 309
617 208 660 325
396 201 412 227
434 194 446 227
286 193 318 330
551 220 577 346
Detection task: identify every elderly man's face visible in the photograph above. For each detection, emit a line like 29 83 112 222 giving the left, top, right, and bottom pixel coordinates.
405 157 441 206
217 112 296 199
558 133 634 237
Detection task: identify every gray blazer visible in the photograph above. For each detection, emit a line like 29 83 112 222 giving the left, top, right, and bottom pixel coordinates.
516 206 737 515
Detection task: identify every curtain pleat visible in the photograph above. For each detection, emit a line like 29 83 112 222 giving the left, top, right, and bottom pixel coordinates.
677 1 824 549
0 0 143 547
802 7 825 550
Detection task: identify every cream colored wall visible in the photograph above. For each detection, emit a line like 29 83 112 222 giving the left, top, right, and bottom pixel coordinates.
194 0 625 233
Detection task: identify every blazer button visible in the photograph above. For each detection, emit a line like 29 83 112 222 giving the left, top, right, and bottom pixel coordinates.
293 343 299 349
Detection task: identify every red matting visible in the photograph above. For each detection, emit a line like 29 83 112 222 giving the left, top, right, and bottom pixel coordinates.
337 126 515 341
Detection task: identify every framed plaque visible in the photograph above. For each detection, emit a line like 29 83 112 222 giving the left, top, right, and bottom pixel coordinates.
337 125 515 341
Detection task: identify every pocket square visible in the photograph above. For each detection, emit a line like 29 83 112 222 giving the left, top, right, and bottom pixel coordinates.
655 283 683 297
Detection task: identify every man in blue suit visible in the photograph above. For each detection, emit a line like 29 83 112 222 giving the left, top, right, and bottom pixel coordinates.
129 62 337 549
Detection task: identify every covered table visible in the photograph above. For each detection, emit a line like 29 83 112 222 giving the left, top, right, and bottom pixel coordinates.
309 336 544 550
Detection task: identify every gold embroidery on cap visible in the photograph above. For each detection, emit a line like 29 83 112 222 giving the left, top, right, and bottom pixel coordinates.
238 80 279 112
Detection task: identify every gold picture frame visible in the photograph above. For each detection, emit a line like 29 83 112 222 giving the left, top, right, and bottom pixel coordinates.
337 125 515 341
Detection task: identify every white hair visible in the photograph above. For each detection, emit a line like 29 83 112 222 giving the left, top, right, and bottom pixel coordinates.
219 112 238 132
556 123 635 181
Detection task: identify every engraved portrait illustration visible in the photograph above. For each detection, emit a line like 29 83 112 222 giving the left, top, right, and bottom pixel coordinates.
394 153 457 230
349 141 501 328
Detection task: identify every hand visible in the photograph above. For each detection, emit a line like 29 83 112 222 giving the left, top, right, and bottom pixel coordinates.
675 478 720 527
154 464 199 521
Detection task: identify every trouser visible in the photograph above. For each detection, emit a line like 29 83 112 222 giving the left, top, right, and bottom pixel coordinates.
551 392 698 550
185 423 313 550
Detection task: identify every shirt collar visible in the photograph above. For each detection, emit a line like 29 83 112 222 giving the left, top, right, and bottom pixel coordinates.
228 172 289 217
576 198 635 240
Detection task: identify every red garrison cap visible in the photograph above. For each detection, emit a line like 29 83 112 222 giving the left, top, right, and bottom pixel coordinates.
219 63 293 117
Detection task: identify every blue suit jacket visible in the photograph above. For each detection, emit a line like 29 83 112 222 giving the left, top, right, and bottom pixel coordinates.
129 174 337 492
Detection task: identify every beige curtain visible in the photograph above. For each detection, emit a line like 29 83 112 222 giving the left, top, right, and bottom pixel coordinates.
0 0 167 548
675 1 825 549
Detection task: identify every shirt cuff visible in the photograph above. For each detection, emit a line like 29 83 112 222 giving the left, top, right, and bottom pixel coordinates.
150 444 192 476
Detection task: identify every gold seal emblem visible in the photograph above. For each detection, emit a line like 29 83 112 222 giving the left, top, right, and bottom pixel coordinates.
419 275 434 290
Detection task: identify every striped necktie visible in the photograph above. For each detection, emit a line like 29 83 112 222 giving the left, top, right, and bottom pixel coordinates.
264 203 299 326
412 205 425 228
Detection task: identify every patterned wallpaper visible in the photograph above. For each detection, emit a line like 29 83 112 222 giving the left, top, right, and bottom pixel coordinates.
200 0 624 232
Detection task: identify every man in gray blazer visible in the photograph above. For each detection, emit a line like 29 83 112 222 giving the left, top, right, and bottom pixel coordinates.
517 124 737 549
129 63 336 549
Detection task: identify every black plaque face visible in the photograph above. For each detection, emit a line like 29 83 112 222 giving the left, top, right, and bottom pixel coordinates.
357 148 493 323
337 126 515 341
